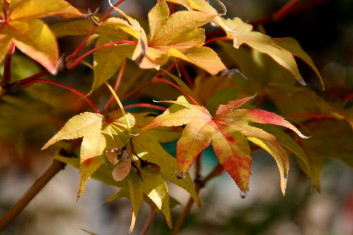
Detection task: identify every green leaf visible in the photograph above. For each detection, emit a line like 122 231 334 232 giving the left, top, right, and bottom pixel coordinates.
299 120 353 190
161 69 198 103
91 36 134 93
105 112 199 203
267 86 337 122
272 37 324 89
127 174 144 232
219 17 322 85
193 75 237 112
140 167 172 227
133 133 200 205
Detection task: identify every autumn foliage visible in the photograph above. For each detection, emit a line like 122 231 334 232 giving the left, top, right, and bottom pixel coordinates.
0 0 351 233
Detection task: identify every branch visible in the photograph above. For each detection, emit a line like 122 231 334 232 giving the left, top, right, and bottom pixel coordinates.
172 164 224 234
0 160 66 230
171 198 194 235
140 205 156 235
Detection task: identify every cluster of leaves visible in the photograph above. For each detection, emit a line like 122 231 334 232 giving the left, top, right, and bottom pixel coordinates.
2 0 353 232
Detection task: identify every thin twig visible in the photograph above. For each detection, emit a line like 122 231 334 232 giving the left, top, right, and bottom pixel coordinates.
171 198 194 235
140 206 156 235
171 164 224 234
104 59 127 111
0 160 66 230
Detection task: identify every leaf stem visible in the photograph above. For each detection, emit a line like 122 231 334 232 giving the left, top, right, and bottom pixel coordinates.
140 205 156 235
1 43 15 86
204 36 232 45
172 164 224 234
104 59 127 111
124 103 167 111
254 94 267 107
250 0 329 25
119 63 178 101
17 70 50 87
0 159 66 230
273 0 301 21
66 41 136 69
169 3 178 15
152 78 200 106
177 61 193 89
105 81 132 132
21 78 100 113
66 0 127 60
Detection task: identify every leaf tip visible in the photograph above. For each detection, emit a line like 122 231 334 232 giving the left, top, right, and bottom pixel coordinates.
239 190 248 199
298 132 310 139
298 78 307 86
175 171 186 179
50 68 58 75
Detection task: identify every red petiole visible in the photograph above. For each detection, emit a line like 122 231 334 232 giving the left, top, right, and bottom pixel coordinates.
66 0 127 61
21 78 100 114
66 40 137 69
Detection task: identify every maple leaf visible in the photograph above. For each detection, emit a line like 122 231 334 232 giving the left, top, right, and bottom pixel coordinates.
0 0 82 74
105 0 226 75
220 17 324 88
299 119 353 191
41 112 115 196
142 96 307 194
42 111 199 230
166 0 324 88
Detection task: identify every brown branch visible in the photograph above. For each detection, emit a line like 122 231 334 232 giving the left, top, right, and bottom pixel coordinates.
140 205 156 235
171 197 194 235
0 159 66 230
171 163 224 234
